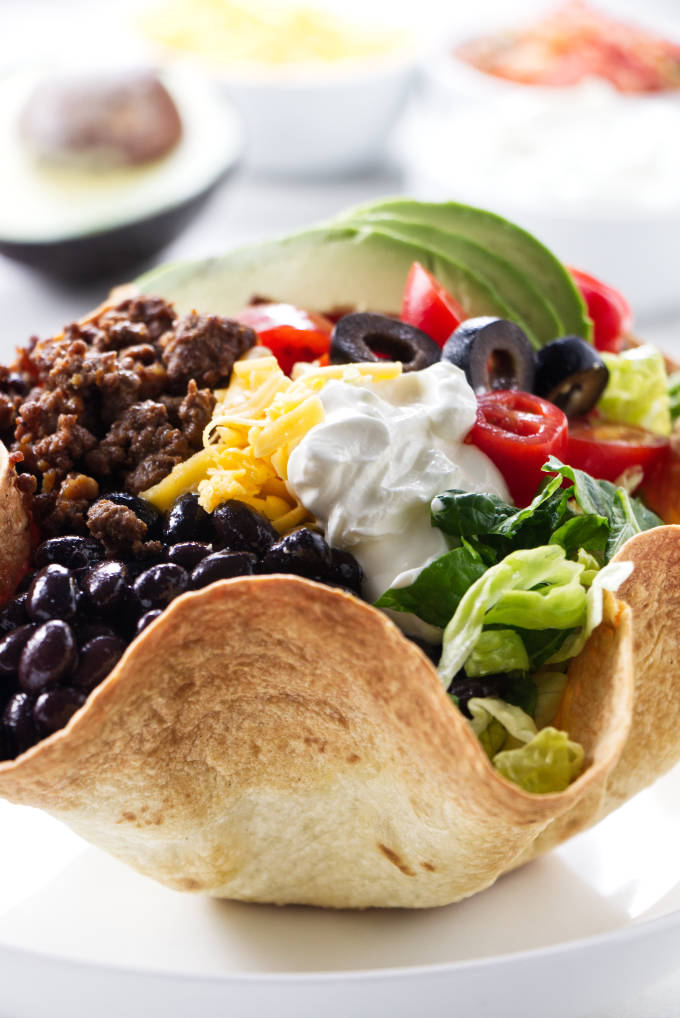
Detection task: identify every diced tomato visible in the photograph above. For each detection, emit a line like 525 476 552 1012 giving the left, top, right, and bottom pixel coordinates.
465 390 568 506
401 262 466 347
569 268 633 354
234 303 333 376
640 449 680 523
565 417 669 485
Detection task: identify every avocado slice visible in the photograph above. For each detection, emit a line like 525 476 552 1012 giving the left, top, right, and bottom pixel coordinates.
335 198 591 343
341 216 560 347
136 225 517 321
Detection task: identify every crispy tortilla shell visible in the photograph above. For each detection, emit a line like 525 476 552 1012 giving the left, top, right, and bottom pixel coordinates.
0 561 633 908
0 443 32 604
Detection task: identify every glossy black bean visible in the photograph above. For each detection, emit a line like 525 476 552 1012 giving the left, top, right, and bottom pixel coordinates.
73 621 118 646
191 551 257 589
34 536 104 571
163 493 212 544
211 500 278 556
5 372 28 397
18 620 78 694
34 687 86 735
135 609 163 635
328 547 364 594
447 672 508 717
3 692 38 754
101 492 162 534
72 635 126 693
14 572 33 594
167 541 214 571
80 560 130 614
0 723 15 761
261 529 333 581
26 564 79 623
4 593 29 627
133 563 189 611
0 624 38 676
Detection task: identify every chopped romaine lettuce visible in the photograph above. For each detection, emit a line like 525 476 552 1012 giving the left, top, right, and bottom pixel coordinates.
375 544 486 628
668 371 680 423
533 671 569 729
493 727 584 794
598 344 671 436
464 629 529 677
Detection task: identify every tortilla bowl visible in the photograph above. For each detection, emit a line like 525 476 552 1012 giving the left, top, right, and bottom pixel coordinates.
3 440 672 907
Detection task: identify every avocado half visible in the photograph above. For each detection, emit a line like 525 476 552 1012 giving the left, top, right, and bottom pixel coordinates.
0 67 242 281
137 200 591 345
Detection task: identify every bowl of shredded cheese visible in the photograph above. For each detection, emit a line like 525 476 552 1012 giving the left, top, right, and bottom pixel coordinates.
137 0 418 175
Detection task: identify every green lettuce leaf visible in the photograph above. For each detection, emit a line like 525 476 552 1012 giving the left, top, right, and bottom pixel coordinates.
437 546 587 688
375 544 486 628
599 344 671 436
464 629 530 677
543 457 662 561
668 370 680 423
493 727 585 793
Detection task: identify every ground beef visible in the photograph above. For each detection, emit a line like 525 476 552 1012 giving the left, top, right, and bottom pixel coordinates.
34 473 100 537
85 400 191 494
6 295 249 555
86 498 156 557
160 312 256 393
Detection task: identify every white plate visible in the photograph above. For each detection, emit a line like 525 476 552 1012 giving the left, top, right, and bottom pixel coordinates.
0 764 678 1018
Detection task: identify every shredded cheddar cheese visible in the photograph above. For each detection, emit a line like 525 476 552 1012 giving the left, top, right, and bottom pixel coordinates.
142 356 402 533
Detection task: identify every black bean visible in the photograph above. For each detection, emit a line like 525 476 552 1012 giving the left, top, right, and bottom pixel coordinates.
80 560 130 614
0 624 38 676
167 541 214 571
14 572 33 594
6 372 28 397
211 500 278 556
5 593 29 627
447 673 509 717
261 529 333 582
3 692 38 754
191 550 257 589
328 547 364 594
72 635 126 693
73 621 118 645
0 723 15 761
35 536 104 571
133 563 189 611
136 609 162 635
34 687 86 735
163 493 212 544
26 564 79 623
18 620 78 694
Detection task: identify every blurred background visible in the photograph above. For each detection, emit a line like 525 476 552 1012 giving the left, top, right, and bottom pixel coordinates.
1 0 679 347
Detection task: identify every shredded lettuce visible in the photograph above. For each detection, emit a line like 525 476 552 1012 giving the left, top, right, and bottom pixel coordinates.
437 546 588 688
464 629 529 677
493 727 585 794
599 344 671 437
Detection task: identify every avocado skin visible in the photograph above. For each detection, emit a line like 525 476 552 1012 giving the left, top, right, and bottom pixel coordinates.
335 198 591 344
0 172 231 283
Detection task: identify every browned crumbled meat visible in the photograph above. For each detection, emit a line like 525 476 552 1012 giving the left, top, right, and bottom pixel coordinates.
14 389 91 474
177 381 216 449
85 400 191 494
160 312 256 393
34 473 100 537
87 498 147 555
98 296 175 344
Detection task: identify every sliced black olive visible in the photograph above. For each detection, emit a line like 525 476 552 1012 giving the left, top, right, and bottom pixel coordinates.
330 313 440 373
534 336 609 417
441 317 535 394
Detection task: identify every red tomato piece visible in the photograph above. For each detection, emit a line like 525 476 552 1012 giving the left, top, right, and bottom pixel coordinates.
465 390 568 506
640 449 680 523
569 268 633 354
234 303 333 377
401 262 466 347
565 417 669 485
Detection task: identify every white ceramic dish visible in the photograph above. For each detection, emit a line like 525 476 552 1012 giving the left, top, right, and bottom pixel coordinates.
399 42 680 321
0 763 677 1018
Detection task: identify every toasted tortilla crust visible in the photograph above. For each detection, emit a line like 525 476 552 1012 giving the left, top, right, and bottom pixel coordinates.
0 560 633 907
0 439 676 908
0 443 32 604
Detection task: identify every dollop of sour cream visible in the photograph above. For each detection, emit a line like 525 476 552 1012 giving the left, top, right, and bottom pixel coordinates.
286 361 509 604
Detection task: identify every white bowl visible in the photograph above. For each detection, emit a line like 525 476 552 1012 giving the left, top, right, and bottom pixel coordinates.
217 53 418 177
397 45 680 321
